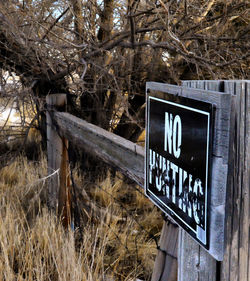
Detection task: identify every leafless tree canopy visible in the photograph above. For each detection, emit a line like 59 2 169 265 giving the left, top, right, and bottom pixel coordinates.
0 0 249 144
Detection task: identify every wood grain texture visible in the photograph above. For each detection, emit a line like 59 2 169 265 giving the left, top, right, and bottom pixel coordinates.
179 80 249 281
53 111 145 188
178 230 217 281
46 94 67 211
58 137 72 228
176 81 227 281
221 81 250 281
151 222 178 281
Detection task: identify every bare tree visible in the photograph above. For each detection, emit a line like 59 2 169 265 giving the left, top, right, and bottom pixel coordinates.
0 0 248 148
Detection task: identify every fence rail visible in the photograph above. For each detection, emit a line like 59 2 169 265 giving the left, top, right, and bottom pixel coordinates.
53 111 145 187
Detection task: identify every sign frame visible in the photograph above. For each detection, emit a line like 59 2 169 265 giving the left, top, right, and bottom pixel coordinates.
145 90 214 249
145 92 213 249
145 82 232 261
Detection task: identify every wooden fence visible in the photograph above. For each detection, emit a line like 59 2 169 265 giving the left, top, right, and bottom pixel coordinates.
46 80 249 281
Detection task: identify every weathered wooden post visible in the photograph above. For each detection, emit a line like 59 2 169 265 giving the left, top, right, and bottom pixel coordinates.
46 94 71 228
221 81 249 281
178 80 250 281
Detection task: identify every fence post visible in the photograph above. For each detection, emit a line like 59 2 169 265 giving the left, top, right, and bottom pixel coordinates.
46 94 71 228
178 80 250 281
220 81 249 281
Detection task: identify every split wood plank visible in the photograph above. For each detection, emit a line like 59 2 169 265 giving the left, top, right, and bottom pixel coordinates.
151 222 178 281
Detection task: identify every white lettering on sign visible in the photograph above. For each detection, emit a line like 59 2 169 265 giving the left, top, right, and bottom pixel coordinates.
193 179 204 225
178 168 187 210
165 158 170 198
148 148 205 228
164 112 182 158
156 155 163 191
188 174 193 218
164 112 173 154
170 162 178 204
173 115 182 158
149 149 155 184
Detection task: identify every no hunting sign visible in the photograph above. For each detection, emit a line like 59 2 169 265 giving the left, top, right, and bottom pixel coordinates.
145 89 213 248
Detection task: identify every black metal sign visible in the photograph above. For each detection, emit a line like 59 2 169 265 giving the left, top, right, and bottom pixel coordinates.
145 91 213 248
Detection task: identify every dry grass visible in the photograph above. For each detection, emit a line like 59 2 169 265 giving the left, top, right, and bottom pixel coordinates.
0 153 162 281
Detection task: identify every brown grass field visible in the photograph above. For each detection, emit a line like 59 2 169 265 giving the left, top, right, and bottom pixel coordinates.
0 149 162 281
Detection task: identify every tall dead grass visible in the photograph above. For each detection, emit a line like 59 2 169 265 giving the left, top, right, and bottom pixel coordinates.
0 154 162 280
